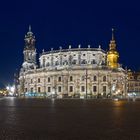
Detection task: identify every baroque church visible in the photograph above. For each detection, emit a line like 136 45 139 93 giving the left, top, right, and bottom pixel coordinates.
18 26 127 98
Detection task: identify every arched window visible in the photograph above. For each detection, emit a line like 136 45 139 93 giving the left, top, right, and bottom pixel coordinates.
58 76 62 82
58 86 62 92
93 86 97 92
103 86 106 93
93 76 97 81
69 86 73 92
103 76 106 82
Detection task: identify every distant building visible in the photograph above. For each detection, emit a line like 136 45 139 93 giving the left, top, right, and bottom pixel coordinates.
128 70 140 96
18 26 127 98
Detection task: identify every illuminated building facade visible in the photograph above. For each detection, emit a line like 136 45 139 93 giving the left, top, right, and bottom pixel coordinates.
128 70 140 96
19 27 127 98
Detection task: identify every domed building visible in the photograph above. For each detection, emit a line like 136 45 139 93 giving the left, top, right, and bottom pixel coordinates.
19 26 127 98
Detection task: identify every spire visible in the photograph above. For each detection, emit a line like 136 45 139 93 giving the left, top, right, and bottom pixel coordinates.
24 25 35 50
109 28 116 50
112 28 114 40
29 25 31 32
27 25 33 36
107 28 119 69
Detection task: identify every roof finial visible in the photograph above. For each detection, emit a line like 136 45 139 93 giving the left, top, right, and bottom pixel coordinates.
98 45 101 49
112 28 114 40
78 44 81 48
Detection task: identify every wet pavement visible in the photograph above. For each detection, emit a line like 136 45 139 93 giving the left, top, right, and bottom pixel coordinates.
0 97 140 140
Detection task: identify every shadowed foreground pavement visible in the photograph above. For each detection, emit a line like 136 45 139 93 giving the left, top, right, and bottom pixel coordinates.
0 97 140 140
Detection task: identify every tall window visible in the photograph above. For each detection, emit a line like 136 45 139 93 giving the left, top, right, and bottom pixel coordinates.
48 87 51 92
103 76 106 82
91 59 96 64
63 60 68 65
31 88 33 92
43 59 45 67
31 79 33 83
25 88 27 92
48 77 50 83
58 76 62 82
93 86 97 92
81 76 85 81
46 62 50 66
55 61 59 66
81 60 87 64
58 86 61 92
72 60 77 65
93 76 97 81
69 86 73 92
70 76 73 82
38 78 40 83
81 86 85 92
103 86 106 93
38 87 41 93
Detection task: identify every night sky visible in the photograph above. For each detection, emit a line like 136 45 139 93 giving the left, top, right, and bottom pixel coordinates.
0 0 140 87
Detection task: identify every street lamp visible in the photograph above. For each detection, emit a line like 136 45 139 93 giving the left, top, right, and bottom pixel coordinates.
84 68 90 99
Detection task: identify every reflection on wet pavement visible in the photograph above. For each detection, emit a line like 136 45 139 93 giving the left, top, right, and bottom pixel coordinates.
0 97 140 140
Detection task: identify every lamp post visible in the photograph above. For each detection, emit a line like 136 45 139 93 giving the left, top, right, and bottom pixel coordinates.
85 68 90 99
97 69 100 98
125 67 128 98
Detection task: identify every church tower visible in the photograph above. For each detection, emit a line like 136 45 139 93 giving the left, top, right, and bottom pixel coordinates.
107 29 119 69
22 25 37 70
